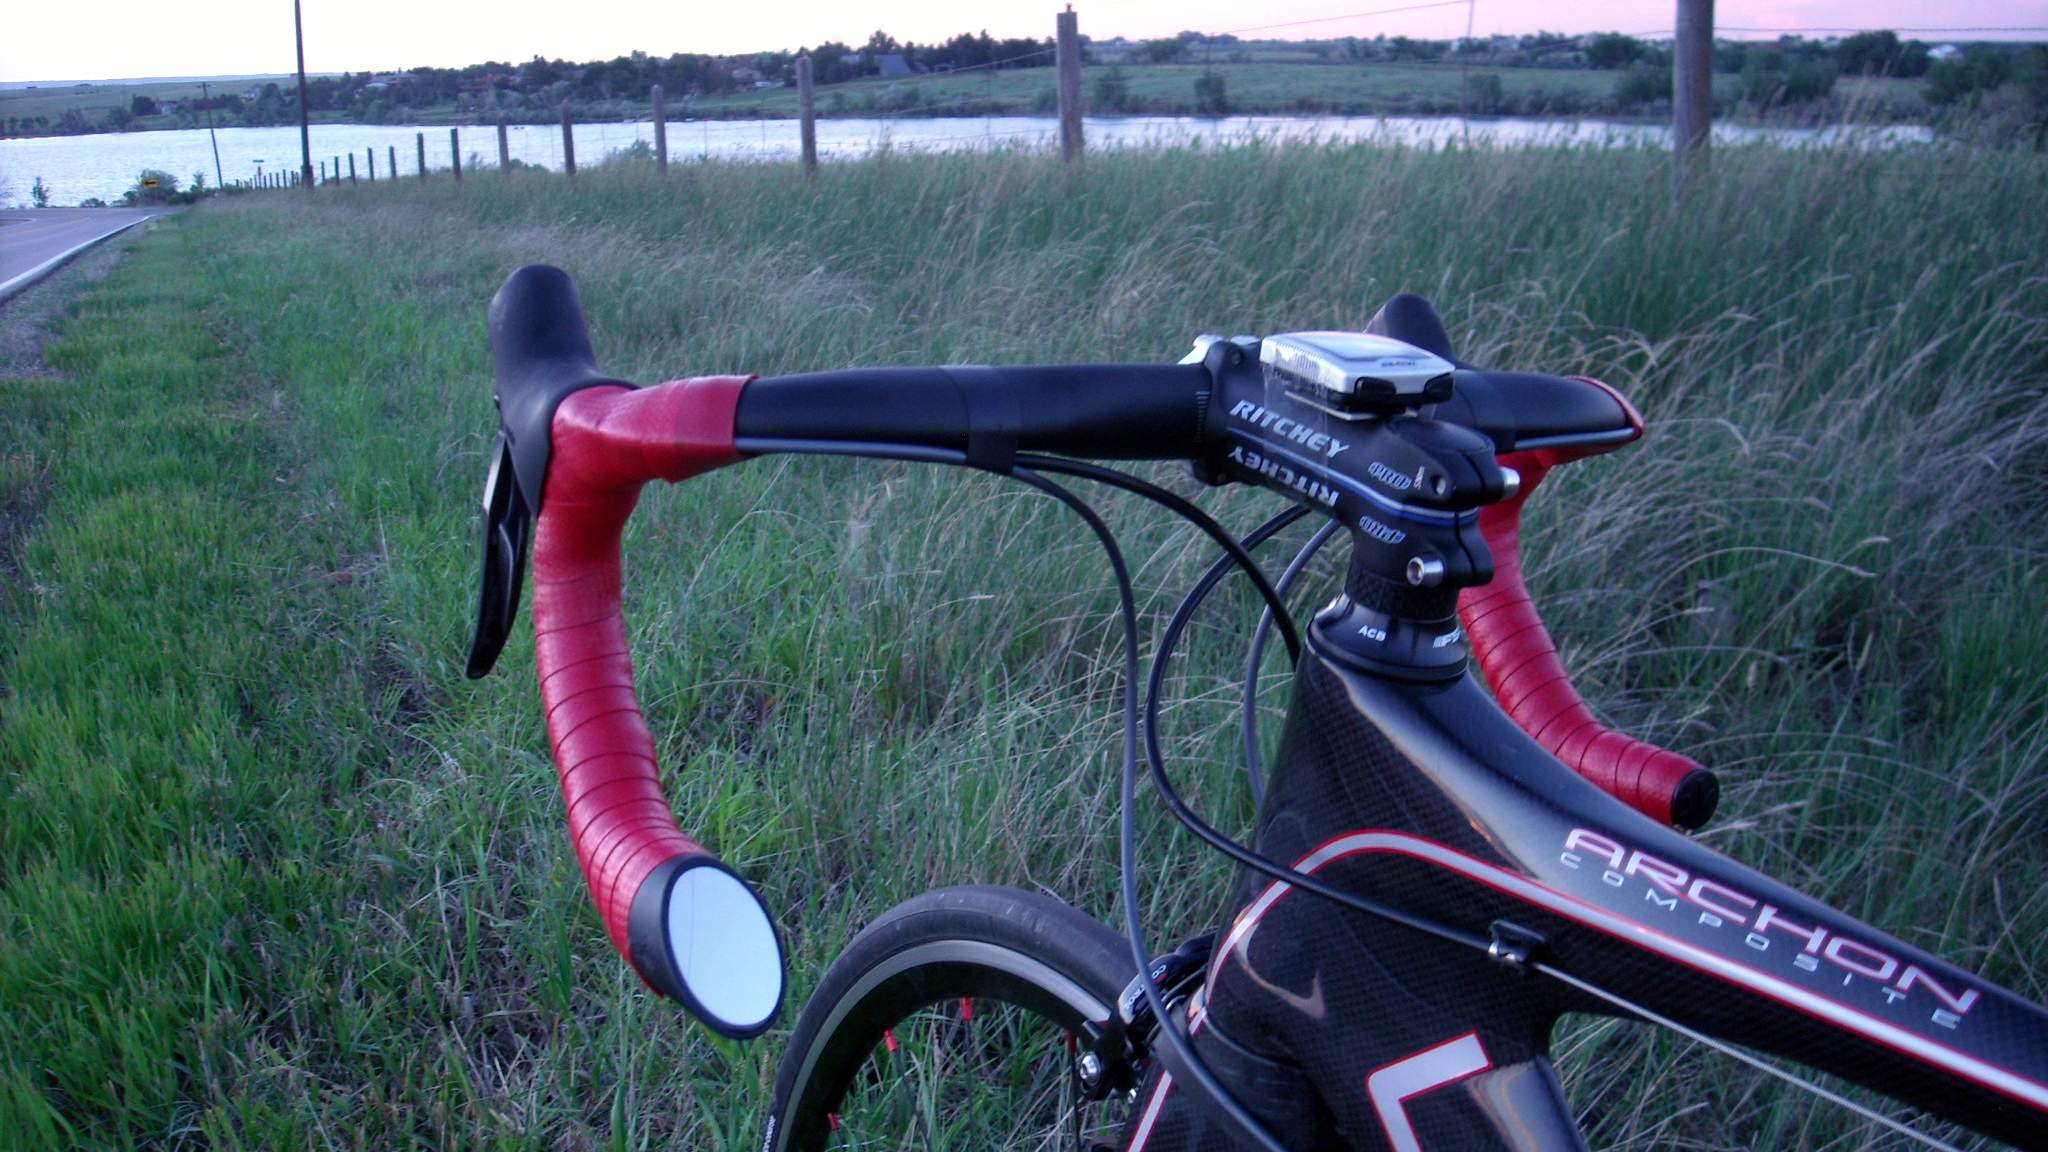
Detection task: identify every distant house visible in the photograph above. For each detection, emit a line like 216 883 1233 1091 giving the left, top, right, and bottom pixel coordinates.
157 101 182 114
242 87 264 101
873 53 915 78
730 65 762 84
1928 44 1962 62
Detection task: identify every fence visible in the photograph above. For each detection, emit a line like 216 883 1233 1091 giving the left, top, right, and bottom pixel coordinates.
218 4 1776 195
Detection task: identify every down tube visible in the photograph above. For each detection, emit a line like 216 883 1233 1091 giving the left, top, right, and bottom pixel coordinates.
1188 629 2048 1151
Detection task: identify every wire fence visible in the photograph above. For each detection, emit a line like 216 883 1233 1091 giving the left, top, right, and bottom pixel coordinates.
239 4 2029 193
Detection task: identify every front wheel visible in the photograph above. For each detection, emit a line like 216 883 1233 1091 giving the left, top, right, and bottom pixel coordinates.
767 886 1140 1152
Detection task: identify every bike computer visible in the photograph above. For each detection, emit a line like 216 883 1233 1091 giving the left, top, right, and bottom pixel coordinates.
1259 332 1456 418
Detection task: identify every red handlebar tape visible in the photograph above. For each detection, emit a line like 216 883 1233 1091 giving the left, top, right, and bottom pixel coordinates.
1458 378 1719 830
529 376 751 984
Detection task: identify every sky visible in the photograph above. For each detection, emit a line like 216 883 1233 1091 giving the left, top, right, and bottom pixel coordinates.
4 1 2045 83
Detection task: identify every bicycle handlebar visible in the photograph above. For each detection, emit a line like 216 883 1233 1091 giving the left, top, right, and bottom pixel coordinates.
1453 379 1718 830
474 265 1719 1035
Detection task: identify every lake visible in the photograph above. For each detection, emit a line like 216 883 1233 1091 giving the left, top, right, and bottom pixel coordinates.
0 115 1939 208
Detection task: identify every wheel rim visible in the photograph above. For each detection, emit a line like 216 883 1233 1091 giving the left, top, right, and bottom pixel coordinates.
819 995 1132 1151
781 939 1138 1152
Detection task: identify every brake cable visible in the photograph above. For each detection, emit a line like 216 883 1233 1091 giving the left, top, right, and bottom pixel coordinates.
1146 489 1968 1152
732 438 1960 1151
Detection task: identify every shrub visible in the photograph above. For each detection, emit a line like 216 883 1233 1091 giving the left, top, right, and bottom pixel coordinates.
1614 64 1671 108
1463 73 1504 114
1092 67 1132 113
1194 69 1229 116
123 169 179 205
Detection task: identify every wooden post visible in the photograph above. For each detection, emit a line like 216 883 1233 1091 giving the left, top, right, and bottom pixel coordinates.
797 55 817 174
561 102 576 176
348 153 357 184
497 121 510 174
319 160 326 184
388 145 397 182
1056 6 1083 163
331 156 339 185
1674 0 1713 193
652 84 669 173
416 132 427 182
450 128 462 183
294 0 313 188
367 147 375 182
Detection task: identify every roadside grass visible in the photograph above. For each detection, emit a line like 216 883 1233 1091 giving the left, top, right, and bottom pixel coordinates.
0 140 2041 1149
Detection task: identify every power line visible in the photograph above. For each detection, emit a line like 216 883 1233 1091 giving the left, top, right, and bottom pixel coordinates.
1218 0 1473 40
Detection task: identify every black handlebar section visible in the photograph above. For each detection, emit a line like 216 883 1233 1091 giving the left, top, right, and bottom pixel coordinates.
733 363 1215 466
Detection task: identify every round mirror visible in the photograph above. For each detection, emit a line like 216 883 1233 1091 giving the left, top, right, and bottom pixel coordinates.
660 861 784 1036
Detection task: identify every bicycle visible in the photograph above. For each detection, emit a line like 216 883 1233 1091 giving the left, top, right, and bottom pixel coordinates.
464 265 2047 1151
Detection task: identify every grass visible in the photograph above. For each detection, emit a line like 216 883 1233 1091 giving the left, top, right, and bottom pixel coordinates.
0 140 2043 1149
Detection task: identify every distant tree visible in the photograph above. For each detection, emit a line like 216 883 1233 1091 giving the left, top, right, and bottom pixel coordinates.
1193 68 1228 115
102 106 134 131
1613 64 1671 107
1463 72 1504 113
1585 33 1646 70
1092 66 1132 111
1715 41 1750 74
1386 37 1445 61
130 94 158 116
1140 38 1190 64
31 177 52 208
1743 52 1837 106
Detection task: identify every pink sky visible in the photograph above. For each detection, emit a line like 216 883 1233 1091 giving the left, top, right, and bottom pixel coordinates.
4 1 2044 82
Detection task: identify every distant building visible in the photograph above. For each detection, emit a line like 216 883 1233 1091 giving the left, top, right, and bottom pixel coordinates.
156 101 182 114
872 53 915 77
1928 44 1962 62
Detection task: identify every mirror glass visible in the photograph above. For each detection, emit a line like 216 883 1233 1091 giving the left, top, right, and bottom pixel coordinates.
666 865 782 1032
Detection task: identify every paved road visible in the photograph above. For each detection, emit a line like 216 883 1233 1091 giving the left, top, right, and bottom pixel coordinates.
0 207 176 303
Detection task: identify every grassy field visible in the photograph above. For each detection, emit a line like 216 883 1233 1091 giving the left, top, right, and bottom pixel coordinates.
1 141 2043 1149
0 77 296 124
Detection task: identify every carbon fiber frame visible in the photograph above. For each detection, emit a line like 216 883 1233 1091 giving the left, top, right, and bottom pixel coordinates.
1123 609 2048 1152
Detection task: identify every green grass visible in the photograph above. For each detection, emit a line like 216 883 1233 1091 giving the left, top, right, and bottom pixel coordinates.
0 77 295 127
1 141 2043 1149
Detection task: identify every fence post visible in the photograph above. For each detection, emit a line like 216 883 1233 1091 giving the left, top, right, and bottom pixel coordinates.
417 132 427 182
319 160 327 184
497 121 511 174
797 55 818 175
1674 0 1713 195
450 128 462 183
348 153 357 184
652 84 669 174
561 102 576 176
388 145 397 183
367 147 376 181
331 156 338 184
1056 6 1083 164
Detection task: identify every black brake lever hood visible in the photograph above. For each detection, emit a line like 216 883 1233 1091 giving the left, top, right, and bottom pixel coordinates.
467 265 632 678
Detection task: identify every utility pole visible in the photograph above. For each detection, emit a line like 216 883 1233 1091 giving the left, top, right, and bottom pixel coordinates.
1674 0 1713 194
1056 6 1082 163
294 0 314 189
201 81 225 189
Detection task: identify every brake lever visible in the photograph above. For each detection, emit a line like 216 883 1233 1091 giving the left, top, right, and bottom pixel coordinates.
465 430 532 679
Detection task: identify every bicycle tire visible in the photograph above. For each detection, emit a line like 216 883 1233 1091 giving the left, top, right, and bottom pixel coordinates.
767 886 1140 1152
